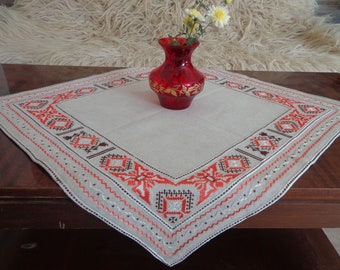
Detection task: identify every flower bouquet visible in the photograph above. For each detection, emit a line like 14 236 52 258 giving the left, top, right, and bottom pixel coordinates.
171 0 232 46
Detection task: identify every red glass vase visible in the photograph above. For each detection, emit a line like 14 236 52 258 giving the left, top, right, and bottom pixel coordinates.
149 37 205 110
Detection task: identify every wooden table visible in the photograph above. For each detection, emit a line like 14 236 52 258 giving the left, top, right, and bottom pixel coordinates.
0 64 339 269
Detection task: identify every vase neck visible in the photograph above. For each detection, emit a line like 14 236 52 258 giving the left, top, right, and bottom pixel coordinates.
159 38 199 66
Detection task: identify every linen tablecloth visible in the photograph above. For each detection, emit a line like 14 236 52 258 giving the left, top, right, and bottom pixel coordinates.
0 68 339 266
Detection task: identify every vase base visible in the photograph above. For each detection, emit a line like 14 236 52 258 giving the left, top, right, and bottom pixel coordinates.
157 94 195 110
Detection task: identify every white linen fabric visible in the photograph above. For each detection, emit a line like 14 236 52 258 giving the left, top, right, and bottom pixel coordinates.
0 68 339 266
60 80 287 178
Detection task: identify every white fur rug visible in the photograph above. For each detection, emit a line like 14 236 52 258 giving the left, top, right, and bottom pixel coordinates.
0 0 339 71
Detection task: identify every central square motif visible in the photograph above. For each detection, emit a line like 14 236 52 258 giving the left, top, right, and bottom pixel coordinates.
155 189 194 223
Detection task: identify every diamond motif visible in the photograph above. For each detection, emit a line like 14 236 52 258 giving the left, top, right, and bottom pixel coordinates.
63 131 109 154
47 118 73 130
252 137 277 150
72 135 98 148
298 104 324 114
100 154 133 173
218 155 250 174
21 100 48 109
253 91 274 99
276 120 300 133
246 132 281 156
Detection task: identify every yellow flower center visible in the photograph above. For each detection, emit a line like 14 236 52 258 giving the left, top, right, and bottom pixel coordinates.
213 8 226 23
209 6 230 28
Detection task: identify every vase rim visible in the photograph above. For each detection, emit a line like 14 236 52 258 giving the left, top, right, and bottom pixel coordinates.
158 37 199 47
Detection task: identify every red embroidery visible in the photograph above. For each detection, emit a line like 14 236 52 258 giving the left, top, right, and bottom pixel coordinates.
253 91 324 133
64 131 108 153
27 105 63 124
246 132 281 156
48 87 96 104
18 76 326 223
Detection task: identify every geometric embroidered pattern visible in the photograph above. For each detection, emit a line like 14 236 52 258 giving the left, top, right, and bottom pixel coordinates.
246 132 281 156
99 154 133 173
50 87 96 104
218 155 250 174
156 189 194 223
2 67 337 267
27 105 65 124
64 131 108 153
253 91 274 99
283 110 315 127
252 91 325 135
102 78 133 88
15 71 329 226
20 100 48 110
276 120 300 133
220 79 252 91
298 104 325 114
253 91 300 108
46 117 73 130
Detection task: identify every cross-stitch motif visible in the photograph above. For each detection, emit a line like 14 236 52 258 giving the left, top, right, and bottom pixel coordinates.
1 67 337 267
156 189 194 223
14 70 328 223
64 131 108 153
246 132 281 156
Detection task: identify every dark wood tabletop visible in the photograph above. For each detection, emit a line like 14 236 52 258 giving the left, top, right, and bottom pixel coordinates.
0 64 339 229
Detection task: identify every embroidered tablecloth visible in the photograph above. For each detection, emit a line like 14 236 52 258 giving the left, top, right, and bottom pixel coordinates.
0 68 339 266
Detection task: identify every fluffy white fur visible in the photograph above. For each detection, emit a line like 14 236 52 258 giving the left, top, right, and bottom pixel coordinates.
0 0 339 71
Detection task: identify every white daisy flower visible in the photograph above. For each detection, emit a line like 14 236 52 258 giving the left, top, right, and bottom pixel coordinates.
208 5 230 28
